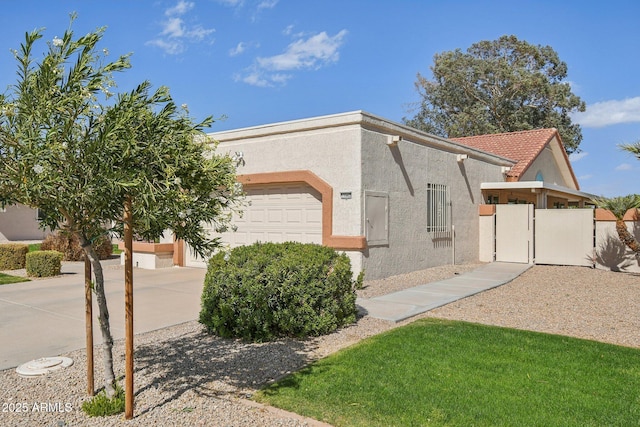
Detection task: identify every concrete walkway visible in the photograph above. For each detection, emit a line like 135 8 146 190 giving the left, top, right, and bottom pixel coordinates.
357 262 532 322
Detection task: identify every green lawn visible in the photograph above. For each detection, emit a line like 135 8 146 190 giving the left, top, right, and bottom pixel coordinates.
256 318 640 426
0 272 30 285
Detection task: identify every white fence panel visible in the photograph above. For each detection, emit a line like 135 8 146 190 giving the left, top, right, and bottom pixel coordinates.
495 204 533 263
534 209 594 267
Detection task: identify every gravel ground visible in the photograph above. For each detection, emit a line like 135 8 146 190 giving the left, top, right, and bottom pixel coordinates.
1 264 639 426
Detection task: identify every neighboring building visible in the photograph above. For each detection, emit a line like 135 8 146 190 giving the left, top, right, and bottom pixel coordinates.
0 204 50 242
180 111 592 279
451 128 587 208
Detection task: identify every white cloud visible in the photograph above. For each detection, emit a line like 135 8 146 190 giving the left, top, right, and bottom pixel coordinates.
166 0 194 16
229 42 247 56
147 1 215 55
615 163 633 171
238 29 347 87
146 38 184 55
216 0 244 6
569 151 588 162
258 30 348 71
162 17 186 38
282 24 294 36
572 96 640 128
577 174 593 181
257 0 278 10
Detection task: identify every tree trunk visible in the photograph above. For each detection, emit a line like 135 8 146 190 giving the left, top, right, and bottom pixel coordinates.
79 234 117 398
616 219 640 253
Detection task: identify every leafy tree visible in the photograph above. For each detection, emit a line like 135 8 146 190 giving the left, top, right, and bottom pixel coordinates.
592 195 640 261
0 18 242 397
404 35 586 154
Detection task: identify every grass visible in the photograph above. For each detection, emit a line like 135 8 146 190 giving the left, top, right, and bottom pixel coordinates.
0 272 30 285
28 243 41 252
81 384 125 417
256 318 640 426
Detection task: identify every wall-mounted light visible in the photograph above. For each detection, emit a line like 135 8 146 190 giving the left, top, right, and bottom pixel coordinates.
456 154 468 162
232 151 245 167
501 166 512 174
387 135 402 147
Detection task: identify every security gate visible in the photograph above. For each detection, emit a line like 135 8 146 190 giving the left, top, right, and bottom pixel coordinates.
494 205 595 266
534 209 594 266
495 204 534 263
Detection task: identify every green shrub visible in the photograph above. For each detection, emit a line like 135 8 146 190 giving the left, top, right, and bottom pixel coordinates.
41 232 113 261
25 251 63 277
0 243 29 270
199 242 363 342
81 385 125 417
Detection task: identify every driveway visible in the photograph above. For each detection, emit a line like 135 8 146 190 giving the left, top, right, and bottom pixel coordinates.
0 259 206 371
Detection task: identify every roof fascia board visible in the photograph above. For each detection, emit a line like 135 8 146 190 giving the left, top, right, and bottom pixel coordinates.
208 110 515 167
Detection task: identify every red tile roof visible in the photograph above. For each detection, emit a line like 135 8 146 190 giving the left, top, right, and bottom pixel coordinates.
451 128 560 181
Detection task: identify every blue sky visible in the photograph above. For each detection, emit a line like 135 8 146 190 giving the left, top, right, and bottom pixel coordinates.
1 1 638 197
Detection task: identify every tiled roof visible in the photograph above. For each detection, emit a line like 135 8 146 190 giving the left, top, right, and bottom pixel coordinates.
451 128 559 181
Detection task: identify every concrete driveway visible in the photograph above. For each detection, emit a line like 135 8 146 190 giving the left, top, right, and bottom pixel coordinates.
0 259 206 371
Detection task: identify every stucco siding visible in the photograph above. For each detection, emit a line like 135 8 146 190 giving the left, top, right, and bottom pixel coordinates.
359 128 504 279
0 205 50 241
215 124 363 238
520 146 567 186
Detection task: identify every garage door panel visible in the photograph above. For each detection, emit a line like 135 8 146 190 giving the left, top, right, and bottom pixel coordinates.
267 210 282 222
306 210 322 223
186 183 323 267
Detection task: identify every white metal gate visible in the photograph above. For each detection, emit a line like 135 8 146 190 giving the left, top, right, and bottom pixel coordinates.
494 206 595 266
534 209 594 267
495 204 534 263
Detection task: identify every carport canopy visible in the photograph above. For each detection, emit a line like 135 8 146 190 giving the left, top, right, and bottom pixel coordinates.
481 181 596 208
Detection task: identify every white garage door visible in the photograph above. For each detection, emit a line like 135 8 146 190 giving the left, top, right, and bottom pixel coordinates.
185 183 323 267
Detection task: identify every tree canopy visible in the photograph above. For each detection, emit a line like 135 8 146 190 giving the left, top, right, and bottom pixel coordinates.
404 35 586 154
0 16 243 399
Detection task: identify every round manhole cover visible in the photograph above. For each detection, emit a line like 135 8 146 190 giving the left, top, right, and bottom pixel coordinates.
16 357 73 378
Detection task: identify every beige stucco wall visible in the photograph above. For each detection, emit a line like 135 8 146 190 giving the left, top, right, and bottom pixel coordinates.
210 114 365 273
478 214 495 262
520 146 566 185
0 205 50 241
206 111 512 280
359 127 506 279
595 220 640 273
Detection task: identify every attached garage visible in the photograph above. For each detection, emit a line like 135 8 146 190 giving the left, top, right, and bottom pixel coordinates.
185 183 322 267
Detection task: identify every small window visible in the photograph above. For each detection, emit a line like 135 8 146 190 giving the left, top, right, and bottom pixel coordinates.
486 194 499 204
426 183 450 233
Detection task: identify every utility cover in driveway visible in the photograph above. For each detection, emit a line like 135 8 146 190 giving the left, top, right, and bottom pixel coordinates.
16 357 73 378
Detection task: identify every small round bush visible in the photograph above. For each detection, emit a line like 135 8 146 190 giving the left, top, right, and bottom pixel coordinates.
25 250 63 277
0 243 29 270
199 242 363 342
41 232 113 261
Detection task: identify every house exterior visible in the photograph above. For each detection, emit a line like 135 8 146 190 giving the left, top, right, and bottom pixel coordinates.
180 111 592 279
0 204 50 242
451 128 588 208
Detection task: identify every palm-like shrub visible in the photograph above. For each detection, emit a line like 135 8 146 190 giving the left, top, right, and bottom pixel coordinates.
592 195 640 257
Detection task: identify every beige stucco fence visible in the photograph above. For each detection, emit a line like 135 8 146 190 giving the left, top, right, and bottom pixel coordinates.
480 205 640 273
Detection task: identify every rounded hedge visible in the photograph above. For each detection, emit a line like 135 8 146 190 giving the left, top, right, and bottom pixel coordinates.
26 250 63 277
0 243 29 270
199 242 363 342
